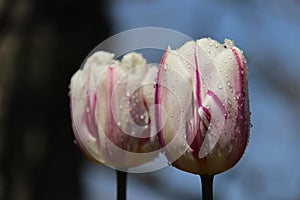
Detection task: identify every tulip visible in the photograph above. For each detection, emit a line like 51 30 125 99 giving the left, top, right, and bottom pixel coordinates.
70 51 160 200
155 38 250 199
70 51 160 169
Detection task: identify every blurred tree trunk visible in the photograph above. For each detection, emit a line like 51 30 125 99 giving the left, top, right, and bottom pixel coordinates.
0 0 110 199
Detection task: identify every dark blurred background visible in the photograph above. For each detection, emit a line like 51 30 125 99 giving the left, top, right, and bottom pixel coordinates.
1 0 300 200
0 0 110 199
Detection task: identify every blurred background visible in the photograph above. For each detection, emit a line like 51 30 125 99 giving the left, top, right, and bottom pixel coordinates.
1 0 300 200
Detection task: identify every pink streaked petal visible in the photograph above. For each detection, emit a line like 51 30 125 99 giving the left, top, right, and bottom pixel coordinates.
199 106 211 122
207 90 227 119
83 68 98 139
155 49 169 147
108 66 115 137
194 45 202 107
186 120 194 146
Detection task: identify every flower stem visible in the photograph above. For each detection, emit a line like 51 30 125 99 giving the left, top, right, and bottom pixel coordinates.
116 170 127 200
200 174 214 200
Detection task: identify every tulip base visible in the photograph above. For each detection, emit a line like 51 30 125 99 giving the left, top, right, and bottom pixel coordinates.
116 170 127 200
200 174 214 200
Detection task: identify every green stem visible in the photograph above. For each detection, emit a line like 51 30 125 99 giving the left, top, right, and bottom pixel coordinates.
116 170 127 200
200 174 214 200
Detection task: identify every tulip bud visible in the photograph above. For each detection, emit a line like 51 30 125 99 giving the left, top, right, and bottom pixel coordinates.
155 38 250 175
70 51 160 171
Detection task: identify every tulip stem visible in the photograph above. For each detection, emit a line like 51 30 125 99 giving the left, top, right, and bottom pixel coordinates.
116 170 127 200
200 174 214 200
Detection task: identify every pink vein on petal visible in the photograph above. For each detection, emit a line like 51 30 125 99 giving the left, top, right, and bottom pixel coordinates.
109 66 115 133
155 49 168 147
207 90 227 119
200 106 211 122
194 45 201 107
230 47 250 168
83 66 98 139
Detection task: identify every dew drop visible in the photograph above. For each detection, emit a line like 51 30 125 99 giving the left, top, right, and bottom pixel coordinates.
86 107 90 113
218 85 223 89
215 44 219 48
224 59 227 63
207 49 211 53
227 82 232 89
208 42 212 47
140 115 144 119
